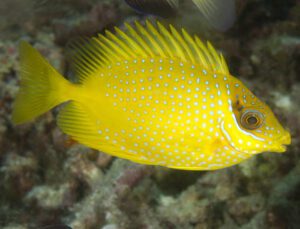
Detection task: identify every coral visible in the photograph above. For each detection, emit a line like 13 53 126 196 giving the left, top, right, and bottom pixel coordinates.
267 161 300 229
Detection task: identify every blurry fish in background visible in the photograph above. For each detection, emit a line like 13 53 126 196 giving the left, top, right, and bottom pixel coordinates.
38 224 72 229
125 0 236 31
125 0 179 17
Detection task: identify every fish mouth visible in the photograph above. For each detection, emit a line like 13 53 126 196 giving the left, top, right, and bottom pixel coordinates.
277 144 287 153
279 131 291 144
279 132 291 145
275 132 291 153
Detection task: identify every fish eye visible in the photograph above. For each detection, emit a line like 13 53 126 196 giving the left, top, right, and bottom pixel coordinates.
241 110 264 130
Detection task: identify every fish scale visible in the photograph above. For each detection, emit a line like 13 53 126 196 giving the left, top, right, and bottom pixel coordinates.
12 21 291 170
84 57 251 169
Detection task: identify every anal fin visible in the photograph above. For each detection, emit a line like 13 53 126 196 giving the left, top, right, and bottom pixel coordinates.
57 101 142 162
57 102 100 148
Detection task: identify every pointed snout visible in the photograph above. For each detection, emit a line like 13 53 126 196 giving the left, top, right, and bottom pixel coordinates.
279 131 291 145
276 131 291 153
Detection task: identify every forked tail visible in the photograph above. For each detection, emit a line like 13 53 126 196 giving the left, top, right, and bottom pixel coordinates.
12 41 73 124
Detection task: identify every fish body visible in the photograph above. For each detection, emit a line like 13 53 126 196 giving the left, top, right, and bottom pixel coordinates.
12 21 291 170
74 58 254 170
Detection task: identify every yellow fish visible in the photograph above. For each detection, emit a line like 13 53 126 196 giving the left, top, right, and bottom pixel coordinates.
12 21 291 170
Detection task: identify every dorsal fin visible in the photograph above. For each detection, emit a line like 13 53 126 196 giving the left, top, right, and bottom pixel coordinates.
69 20 230 83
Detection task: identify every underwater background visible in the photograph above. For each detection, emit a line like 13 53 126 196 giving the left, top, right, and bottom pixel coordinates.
0 0 300 228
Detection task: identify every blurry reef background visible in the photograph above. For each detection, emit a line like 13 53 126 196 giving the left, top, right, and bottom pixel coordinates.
0 0 300 228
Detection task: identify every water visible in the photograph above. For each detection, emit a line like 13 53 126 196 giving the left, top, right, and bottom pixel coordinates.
0 0 299 228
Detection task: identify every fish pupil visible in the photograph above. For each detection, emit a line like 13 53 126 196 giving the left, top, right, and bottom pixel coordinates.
247 116 258 125
241 110 264 130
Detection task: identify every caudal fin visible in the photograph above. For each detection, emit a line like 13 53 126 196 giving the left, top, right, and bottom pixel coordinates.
12 41 72 124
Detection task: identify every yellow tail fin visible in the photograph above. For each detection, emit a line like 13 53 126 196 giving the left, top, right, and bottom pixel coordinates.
12 41 72 124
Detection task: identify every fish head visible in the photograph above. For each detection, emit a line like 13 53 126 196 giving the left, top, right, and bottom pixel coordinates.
220 79 291 154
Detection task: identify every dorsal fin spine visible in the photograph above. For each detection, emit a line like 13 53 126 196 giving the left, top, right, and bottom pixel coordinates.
98 34 129 60
117 25 149 58
124 23 154 57
207 41 221 72
89 39 109 67
98 36 121 62
69 20 230 83
146 21 173 58
105 30 136 59
136 22 165 58
182 29 204 66
192 35 209 69
195 37 215 70
74 44 98 73
85 39 108 68
221 55 229 74
157 22 176 59
165 25 187 61
176 27 196 63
